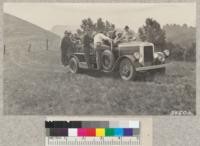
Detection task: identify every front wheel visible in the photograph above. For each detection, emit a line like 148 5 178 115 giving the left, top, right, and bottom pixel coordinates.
101 50 115 71
119 58 136 81
69 57 79 73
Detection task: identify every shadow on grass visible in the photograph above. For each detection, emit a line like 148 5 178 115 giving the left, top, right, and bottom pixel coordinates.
78 69 119 79
78 68 157 82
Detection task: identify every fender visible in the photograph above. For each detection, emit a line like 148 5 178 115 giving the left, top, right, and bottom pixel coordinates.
69 54 80 63
118 55 136 64
103 55 136 72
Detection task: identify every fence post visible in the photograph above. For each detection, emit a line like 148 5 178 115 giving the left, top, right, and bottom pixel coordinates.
3 44 6 55
28 43 31 52
46 39 48 50
183 48 187 62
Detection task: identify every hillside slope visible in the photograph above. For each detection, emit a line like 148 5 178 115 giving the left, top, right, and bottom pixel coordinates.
3 13 60 50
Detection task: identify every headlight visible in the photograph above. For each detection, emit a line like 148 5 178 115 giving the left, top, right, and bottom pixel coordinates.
163 49 170 57
154 52 165 63
154 53 158 59
158 55 165 62
134 52 140 60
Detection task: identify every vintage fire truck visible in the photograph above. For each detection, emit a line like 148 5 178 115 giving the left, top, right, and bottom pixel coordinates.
68 41 169 81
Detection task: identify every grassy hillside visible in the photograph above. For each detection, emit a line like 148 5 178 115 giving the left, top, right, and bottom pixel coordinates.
4 59 196 115
4 13 60 51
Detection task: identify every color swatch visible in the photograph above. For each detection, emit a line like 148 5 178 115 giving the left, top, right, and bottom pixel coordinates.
45 121 140 137
45 121 139 128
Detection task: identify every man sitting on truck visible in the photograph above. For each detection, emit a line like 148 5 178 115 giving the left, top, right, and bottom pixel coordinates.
122 25 136 41
94 31 112 70
113 26 137 47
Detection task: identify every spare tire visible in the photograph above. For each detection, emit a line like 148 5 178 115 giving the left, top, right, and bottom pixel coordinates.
101 50 115 70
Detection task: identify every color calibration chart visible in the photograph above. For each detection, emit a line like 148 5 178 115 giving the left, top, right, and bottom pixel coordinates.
45 120 140 146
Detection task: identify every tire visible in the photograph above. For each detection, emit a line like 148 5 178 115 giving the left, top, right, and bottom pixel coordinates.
119 58 136 81
101 50 115 71
69 57 79 73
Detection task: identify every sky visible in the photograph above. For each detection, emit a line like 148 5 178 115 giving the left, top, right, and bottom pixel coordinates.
3 3 196 32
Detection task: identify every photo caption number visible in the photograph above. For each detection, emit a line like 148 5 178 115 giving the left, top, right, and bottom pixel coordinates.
170 110 193 116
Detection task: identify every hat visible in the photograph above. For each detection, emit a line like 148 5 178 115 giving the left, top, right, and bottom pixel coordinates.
64 30 71 34
124 25 129 30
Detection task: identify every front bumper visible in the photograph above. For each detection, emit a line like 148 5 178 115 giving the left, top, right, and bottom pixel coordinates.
136 63 168 72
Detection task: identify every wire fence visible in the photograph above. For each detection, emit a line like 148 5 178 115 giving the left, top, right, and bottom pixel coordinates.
3 38 61 56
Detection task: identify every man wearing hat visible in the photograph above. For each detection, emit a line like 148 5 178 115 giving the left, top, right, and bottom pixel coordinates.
122 25 136 42
60 30 73 66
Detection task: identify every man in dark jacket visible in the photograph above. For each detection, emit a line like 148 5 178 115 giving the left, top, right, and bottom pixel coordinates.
83 26 93 68
60 30 73 66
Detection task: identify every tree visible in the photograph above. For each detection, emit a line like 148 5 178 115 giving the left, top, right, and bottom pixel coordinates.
80 18 95 32
163 23 195 49
95 18 105 32
138 18 166 51
186 42 196 61
171 44 184 61
76 29 83 35
79 17 115 35
105 20 115 32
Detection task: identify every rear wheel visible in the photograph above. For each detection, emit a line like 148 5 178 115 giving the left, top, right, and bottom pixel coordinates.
119 58 136 81
69 57 79 73
101 50 114 71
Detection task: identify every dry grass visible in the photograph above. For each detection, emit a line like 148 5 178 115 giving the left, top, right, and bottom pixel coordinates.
3 46 196 115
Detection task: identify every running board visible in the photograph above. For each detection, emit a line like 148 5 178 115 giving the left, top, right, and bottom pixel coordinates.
79 62 99 70
136 64 167 71
79 62 88 69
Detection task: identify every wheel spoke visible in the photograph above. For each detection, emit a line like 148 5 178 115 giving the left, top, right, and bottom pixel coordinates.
119 58 135 81
69 58 78 73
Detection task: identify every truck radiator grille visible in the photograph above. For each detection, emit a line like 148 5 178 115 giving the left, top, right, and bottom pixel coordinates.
143 46 153 66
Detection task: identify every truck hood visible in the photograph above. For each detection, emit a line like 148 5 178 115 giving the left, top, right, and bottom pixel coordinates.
118 41 153 48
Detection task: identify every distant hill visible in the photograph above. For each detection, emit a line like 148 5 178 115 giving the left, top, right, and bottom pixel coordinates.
51 25 77 37
163 24 196 48
3 13 60 50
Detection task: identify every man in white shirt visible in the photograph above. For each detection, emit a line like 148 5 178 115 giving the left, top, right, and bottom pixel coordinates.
94 32 112 49
93 32 112 70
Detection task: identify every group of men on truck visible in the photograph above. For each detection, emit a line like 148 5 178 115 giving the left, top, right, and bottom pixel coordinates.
61 25 136 69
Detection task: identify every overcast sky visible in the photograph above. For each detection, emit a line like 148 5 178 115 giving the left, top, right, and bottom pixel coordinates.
4 3 196 32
